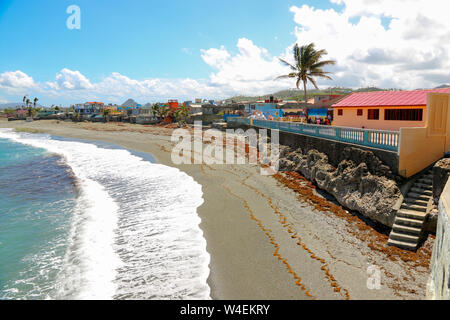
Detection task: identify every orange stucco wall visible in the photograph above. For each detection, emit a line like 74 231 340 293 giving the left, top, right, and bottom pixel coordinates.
333 106 427 131
398 127 446 177
398 93 450 177
447 111 450 153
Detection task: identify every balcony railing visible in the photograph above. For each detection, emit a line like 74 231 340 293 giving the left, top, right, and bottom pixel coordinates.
227 117 399 152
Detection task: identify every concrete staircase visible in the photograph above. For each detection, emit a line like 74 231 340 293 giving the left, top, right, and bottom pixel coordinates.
388 170 433 251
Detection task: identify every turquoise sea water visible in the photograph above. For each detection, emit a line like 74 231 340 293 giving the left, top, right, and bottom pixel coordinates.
0 129 210 300
0 138 76 299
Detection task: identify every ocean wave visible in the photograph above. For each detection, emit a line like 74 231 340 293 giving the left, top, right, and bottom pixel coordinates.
0 128 210 300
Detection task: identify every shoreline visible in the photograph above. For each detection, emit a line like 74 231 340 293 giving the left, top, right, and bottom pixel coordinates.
0 119 434 300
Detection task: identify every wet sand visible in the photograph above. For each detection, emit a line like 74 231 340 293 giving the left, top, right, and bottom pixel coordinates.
0 119 434 300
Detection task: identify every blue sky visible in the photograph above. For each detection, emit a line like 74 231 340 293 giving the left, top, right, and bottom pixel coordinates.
0 0 448 106
0 0 335 81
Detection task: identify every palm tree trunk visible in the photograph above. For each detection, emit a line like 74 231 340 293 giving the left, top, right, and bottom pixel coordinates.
303 80 309 120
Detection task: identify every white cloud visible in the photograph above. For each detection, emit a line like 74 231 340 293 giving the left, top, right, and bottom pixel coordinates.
0 70 36 92
201 45 231 68
290 0 450 89
201 38 291 95
88 72 219 101
38 70 221 103
14 39 294 104
47 68 93 90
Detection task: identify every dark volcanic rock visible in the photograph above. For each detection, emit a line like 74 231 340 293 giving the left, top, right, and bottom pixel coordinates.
278 146 401 227
341 147 393 178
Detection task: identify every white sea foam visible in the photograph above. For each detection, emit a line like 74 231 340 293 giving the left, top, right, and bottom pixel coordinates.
0 128 210 300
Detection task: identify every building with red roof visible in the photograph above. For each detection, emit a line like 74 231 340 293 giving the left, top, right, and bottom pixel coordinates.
332 88 450 131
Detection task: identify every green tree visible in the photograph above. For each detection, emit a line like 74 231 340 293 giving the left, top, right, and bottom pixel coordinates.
276 43 336 118
3 108 14 115
156 105 170 120
175 105 190 126
151 103 160 117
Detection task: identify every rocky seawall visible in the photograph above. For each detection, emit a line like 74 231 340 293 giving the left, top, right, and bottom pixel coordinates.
278 145 402 227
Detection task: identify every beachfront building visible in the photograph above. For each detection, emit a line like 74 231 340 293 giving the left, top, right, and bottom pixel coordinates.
242 95 344 122
246 97 285 120
188 103 203 114
13 108 28 119
228 89 450 178
307 94 345 121
202 103 244 115
74 102 105 116
332 88 450 131
168 100 179 111
103 105 119 113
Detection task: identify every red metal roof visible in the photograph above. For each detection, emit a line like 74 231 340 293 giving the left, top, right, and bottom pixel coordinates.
332 88 450 108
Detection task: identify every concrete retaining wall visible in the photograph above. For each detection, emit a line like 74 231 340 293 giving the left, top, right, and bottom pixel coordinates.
427 179 450 300
227 122 399 175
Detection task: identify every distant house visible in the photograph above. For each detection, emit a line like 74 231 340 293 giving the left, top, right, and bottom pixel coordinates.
332 88 450 131
189 103 203 114
104 105 121 114
307 94 346 119
14 109 28 119
202 103 244 115
168 100 179 111
247 97 284 120
74 102 104 116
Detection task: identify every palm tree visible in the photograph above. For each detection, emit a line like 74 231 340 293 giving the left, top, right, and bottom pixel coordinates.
33 97 38 108
23 95 28 109
276 43 336 119
25 98 32 117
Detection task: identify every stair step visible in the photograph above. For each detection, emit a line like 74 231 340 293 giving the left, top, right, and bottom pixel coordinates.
400 203 427 212
407 192 431 201
389 231 420 242
392 223 422 235
395 216 424 227
410 187 432 196
388 238 417 250
418 178 433 184
413 183 432 190
397 209 426 220
404 198 429 206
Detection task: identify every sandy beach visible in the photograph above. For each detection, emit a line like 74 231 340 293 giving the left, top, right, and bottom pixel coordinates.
0 119 435 300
